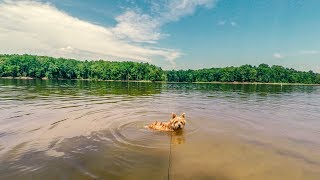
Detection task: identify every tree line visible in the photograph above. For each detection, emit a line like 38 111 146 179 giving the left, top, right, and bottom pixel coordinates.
0 54 319 84
0 54 166 81
167 64 320 84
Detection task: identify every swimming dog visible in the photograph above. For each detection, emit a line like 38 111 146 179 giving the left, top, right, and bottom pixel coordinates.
146 113 186 131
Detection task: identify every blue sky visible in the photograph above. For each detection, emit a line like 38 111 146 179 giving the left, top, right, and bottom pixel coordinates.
0 0 319 72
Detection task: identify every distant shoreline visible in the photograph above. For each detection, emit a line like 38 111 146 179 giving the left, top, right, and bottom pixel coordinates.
1 77 319 86
191 81 320 86
0 77 152 83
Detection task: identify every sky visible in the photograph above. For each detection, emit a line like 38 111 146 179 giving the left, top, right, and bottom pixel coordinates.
0 0 319 72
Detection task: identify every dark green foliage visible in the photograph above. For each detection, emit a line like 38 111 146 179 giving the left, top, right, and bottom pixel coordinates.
167 64 319 84
0 54 166 81
0 54 319 84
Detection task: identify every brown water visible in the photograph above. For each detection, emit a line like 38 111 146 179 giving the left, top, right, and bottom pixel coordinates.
0 79 319 180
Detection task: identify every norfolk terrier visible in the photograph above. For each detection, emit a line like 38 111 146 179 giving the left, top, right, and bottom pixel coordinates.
146 113 186 131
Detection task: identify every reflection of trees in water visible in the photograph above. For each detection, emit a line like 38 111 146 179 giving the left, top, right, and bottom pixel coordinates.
166 83 319 94
1 79 319 103
1 79 318 97
0 79 163 97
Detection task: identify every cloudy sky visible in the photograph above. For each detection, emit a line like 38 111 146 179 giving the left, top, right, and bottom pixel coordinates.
0 0 319 72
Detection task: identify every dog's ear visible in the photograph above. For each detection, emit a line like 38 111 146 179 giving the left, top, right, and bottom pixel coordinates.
181 113 185 118
171 113 177 119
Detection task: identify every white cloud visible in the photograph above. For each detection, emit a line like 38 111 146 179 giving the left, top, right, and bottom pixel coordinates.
299 50 319 55
230 21 237 27
113 0 217 43
59 46 74 53
0 0 184 64
273 50 319 60
216 19 238 27
273 53 284 59
160 0 216 22
217 20 226 25
112 10 162 44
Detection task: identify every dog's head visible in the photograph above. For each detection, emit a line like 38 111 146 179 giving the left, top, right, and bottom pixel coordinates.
169 113 186 130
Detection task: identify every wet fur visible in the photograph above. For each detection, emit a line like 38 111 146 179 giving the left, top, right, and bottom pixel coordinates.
146 113 186 131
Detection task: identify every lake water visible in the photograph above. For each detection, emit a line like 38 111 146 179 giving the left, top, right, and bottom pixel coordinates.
0 79 319 179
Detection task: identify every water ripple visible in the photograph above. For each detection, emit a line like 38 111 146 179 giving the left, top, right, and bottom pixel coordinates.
0 79 320 179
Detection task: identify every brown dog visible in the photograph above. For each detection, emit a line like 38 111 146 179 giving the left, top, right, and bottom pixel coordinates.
146 113 186 131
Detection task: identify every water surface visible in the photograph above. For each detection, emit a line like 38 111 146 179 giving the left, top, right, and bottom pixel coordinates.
0 79 320 179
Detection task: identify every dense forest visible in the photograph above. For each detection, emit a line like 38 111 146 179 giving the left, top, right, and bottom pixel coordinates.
167 64 320 84
0 54 166 81
0 54 319 84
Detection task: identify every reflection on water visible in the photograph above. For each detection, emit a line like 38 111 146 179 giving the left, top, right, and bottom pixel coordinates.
0 79 320 179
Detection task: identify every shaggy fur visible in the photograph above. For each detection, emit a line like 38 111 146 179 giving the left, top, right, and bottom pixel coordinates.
146 113 186 131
